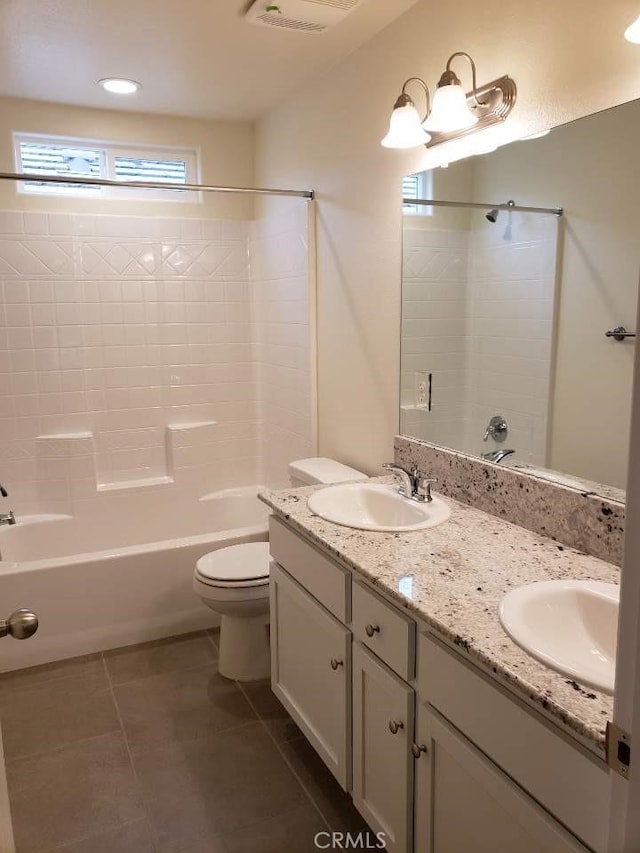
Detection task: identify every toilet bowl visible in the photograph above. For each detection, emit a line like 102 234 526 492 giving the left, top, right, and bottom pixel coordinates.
193 458 366 681
194 541 271 681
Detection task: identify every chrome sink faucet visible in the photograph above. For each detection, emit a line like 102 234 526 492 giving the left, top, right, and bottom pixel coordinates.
0 484 16 526
382 463 436 503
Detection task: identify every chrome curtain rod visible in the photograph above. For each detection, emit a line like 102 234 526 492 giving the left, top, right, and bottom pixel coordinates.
0 171 314 199
404 198 563 216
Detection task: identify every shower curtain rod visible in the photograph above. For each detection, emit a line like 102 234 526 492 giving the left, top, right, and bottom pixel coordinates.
404 198 563 216
0 171 314 199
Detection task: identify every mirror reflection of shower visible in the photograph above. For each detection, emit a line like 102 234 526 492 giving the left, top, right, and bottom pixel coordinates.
485 200 515 240
400 194 563 471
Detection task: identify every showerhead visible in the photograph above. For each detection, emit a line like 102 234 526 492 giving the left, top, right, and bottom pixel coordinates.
486 208 499 223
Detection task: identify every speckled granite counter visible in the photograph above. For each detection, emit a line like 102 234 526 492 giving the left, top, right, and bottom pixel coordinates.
259 479 619 758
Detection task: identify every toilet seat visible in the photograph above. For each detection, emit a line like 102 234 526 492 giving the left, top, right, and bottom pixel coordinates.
195 541 270 588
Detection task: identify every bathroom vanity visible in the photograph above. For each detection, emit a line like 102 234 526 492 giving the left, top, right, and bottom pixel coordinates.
260 481 618 853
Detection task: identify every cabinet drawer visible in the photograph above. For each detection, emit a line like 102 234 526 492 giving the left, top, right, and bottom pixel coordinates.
417 633 610 853
269 516 350 621
352 581 415 680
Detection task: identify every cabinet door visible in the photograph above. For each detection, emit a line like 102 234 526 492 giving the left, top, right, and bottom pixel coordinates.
352 643 414 853
414 704 590 853
270 562 351 789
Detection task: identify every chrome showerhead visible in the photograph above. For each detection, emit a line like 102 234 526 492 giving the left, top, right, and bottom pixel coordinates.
486 208 499 223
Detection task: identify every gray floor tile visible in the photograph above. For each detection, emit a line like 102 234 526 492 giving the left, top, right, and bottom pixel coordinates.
0 671 120 760
278 737 370 835
0 653 105 690
113 665 257 754
46 818 157 853
240 679 301 744
104 632 217 686
133 722 308 851
220 802 328 853
7 732 147 853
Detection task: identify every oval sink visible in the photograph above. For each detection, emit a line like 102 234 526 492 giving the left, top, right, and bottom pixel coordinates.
307 482 451 532
499 580 619 694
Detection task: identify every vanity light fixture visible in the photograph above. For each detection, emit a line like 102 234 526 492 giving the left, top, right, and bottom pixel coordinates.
624 15 640 43
380 78 431 148
381 51 516 150
98 78 142 95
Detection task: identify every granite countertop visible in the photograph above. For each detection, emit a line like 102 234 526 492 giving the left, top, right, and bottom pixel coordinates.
259 478 619 758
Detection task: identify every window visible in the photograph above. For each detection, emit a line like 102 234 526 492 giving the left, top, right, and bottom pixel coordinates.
403 171 433 215
14 134 200 202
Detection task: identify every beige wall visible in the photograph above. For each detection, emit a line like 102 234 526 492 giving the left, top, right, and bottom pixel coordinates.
255 0 640 475
0 96 255 219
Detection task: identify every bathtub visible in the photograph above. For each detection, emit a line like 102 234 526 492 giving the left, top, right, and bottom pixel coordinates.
0 486 269 672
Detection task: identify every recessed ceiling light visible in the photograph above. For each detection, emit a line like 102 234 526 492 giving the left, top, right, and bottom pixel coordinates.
98 78 141 95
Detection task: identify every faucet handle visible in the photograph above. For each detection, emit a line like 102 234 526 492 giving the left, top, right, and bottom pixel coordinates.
0 484 6 498
414 476 437 503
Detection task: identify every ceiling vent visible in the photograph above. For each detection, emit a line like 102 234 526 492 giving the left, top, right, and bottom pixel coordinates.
245 0 363 33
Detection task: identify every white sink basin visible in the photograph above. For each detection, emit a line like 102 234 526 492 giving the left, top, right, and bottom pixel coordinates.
499 580 619 694
307 482 451 532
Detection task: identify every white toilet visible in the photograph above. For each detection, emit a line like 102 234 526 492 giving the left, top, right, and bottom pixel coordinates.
193 457 366 681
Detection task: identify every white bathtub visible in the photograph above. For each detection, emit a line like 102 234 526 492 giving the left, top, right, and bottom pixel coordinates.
0 486 269 672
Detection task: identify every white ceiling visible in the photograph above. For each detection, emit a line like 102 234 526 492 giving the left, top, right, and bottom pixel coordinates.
0 0 417 120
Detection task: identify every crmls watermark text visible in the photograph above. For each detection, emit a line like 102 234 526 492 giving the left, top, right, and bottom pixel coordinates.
313 831 387 849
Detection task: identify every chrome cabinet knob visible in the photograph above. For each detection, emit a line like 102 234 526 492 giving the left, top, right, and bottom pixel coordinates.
412 743 428 759
389 720 404 735
330 658 343 670
0 609 38 640
365 624 380 638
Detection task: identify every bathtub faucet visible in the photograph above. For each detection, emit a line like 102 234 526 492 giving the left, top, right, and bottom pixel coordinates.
0 484 15 525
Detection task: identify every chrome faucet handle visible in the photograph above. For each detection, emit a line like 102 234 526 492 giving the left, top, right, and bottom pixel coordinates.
483 415 508 443
414 476 437 503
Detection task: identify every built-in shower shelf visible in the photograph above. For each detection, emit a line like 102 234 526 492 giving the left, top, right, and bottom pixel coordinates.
166 421 217 432
97 475 175 492
37 432 93 440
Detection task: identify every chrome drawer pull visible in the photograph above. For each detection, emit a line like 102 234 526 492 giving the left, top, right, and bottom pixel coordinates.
365 623 380 637
389 720 404 735
330 658 343 670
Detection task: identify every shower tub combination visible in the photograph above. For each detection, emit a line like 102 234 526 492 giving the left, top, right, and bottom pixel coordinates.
0 486 269 672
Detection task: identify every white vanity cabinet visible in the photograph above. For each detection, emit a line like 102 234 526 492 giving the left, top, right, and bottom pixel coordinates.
413 703 590 853
352 643 414 852
270 561 351 789
268 516 610 853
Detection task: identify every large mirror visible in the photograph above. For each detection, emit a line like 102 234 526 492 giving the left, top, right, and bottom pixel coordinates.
400 99 640 497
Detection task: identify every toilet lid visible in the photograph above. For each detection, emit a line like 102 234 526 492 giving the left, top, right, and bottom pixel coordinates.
195 541 270 585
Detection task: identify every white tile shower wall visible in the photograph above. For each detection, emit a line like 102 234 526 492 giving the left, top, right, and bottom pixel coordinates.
465 213 558 465
0 210 262 515
400 226 469 450
250 200 311 488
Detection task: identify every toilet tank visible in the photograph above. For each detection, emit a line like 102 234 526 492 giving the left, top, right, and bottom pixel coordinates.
288 457 367 487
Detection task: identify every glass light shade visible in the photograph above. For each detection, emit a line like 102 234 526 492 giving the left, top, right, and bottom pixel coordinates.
423 84 478 133
381 104 431 149
624 15 640 43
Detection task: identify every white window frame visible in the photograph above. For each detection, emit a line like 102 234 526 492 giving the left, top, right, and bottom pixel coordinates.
403 170 433 216
13 133 201 203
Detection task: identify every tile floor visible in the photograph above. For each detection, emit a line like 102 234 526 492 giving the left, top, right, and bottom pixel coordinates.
0 631 370 852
